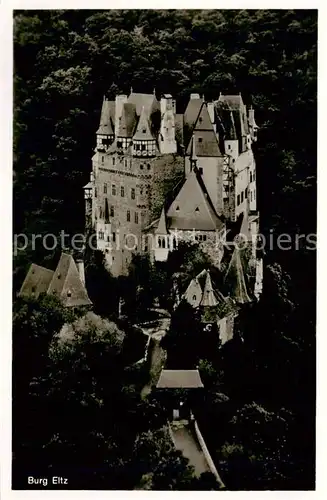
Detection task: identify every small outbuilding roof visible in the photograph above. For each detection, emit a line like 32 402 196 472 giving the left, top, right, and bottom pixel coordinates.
156 369 204 389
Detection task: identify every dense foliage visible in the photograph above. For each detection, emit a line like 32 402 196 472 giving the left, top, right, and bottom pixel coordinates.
13 9 316 490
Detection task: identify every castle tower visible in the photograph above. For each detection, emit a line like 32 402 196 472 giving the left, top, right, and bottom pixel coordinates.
159 94 177 154
96 96 115 151
154 206 170 261
132 106 156 157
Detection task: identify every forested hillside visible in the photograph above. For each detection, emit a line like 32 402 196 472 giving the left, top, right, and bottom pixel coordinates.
13 9 317 490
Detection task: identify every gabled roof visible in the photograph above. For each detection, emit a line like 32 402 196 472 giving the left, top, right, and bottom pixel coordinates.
19 264 54 299
166 169 224 231
127 92 159 116
184 97 203 131
47 253 92 307
224 246 251 304
184 277 203 308
155 206 168 235
186 130 222 157
133 105 154 141
193 102 214 131
156 369 204 389
117 102 137 138
97 98 115 135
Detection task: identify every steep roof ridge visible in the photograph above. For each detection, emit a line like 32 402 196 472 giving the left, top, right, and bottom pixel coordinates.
200 270 219 307
155 206 168 234
133 105 154 140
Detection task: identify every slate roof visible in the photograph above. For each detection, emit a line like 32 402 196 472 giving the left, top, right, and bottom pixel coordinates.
193 102 214 131
184 97 203 131
97 98 115 135
117 103 137 138
184 269 226 309
127 92 159 116
156 369 204 389
19 264 54 299
19 253 92 307
133 105 155 140
166 169 224 231
186 129 221 157
200 271 219 307
155 206 168 235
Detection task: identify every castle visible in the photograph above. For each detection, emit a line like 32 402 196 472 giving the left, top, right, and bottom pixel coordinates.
84 90 261 291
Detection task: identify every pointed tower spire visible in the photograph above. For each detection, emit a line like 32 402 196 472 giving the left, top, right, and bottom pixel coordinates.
155 206 168 235
130 85 133 94
200 270 219 307
224 246 251 304
153 87 156 96
190 134 198 171
133 105 154 140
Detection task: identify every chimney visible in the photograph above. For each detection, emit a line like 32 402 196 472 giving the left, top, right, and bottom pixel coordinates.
76 258 85 285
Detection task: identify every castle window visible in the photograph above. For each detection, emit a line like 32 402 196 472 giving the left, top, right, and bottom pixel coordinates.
140 164 143 170
121 186 125 197
104 183 107 194
112 157 115 166
195 207 199 212
112 185 116 196
176 205 180 211
125 159 127 167
140 188 143 195
127 210 130 222
102 156 104 163
162 238 166 248
131 188 135 199
99 231 104 240
67 290 72 297
141 144 146 151
241 191 244 203
193 295 197 301
254 189 256 200
135 144 140 151
199 117 203 123
237 194 241 206
117 141 122 148
135 212 139 224
173 237 177 249
198 167 203 175
110 206 114 217
228 144 231 150
245 187 248 199
250 191 253 202
158 237 162 248
253 171 256 181
147 164 151 170
112 232 116 242
142 128 146 133
94 188 97 198
203 234 207 241
198 137 203 143
31 286 36 294
250 171 253 183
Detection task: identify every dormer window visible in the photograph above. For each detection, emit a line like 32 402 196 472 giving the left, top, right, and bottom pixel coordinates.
195 207 199 212
193 295 197 301
176 206 180 211
57 274 61 279
199 117 203 123
67 290 72 297
142 128 146 133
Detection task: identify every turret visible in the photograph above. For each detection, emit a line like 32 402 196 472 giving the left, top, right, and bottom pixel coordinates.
159 94 177 154
248 106 258 142
132 106 156 156
115 94 128 138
